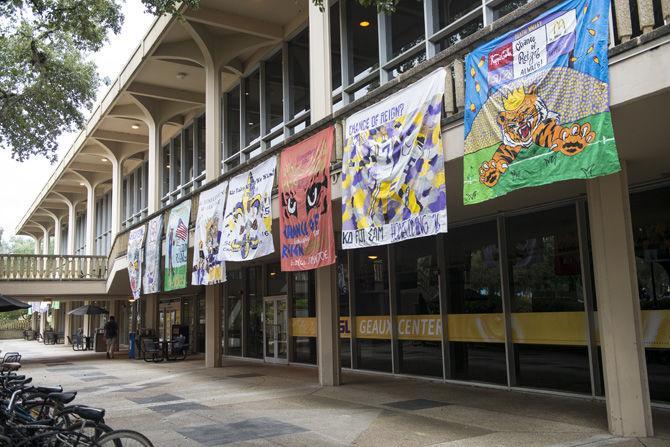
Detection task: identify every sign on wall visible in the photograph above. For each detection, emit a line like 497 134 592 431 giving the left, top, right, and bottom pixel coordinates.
127 225 146 300
192 182 228 285
463 0 620 204
279 127 336 271
164 200 191 291
220 157 276 261
143 215 163 294
341 68 448 249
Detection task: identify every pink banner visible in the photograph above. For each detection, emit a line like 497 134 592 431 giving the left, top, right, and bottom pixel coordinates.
279 127 335 271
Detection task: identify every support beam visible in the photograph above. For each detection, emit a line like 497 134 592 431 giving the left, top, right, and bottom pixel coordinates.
85 184 96 255
205 63 222 182
63 302 72 345
184 7 283 40
144 294 159 332
586 165 653 437
92 130 148 145
205 285 222 368
147 122 162 213
127 82 205 105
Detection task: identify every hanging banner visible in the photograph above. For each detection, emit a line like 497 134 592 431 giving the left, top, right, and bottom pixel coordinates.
143 214 163 294
220 157 276 261
463 0 620 205
164 200 191 291
127 225 146 300
192 182 228 285
279 127 336 271
342 68 448 249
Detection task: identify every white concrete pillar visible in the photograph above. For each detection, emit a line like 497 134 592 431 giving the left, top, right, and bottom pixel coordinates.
83 300 92 337
587 165 653 437
33 238 40 255
309 2 340 386
84 185 96 255
309 1 333 120
41 227 50 255
205 63 222 182
110 158 124 239
31 311 38 331
63 302 72 344
66 202 76 255
39 311 47 335
53 216 62 255
205 285 222 368
147 122 162 214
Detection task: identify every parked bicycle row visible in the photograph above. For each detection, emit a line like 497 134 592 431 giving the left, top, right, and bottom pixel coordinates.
0 350 153 446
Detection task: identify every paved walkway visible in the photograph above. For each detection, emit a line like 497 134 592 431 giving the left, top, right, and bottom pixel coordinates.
3 339 669 447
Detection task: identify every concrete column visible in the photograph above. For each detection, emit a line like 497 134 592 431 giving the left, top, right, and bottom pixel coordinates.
205 285 222 368
110 158 124 239
31 311 38 331
41 227 50 255
83 300 92 337
144 294 160 333
39 311 47 335
205 63 222 182
53 216 62 255
586 166 653 437
147 122 162 214
34 238 41 254
316 265 340 385
309 1 332 120
63 302 72 344
51 308 61 332
66 202 76 255
309 3 340 386
84 185 96 255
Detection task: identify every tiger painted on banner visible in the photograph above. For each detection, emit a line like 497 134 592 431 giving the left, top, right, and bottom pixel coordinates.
479 84 596 187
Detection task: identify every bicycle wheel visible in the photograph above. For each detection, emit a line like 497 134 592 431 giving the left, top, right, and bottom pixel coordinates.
94 430 153 447
52 421 114 447
23 400 60 420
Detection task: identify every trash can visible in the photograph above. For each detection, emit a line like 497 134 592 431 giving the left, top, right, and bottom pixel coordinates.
128 332 136 359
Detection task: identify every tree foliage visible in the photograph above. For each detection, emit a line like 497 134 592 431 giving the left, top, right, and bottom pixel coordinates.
0 0 394 163
0 229 35 254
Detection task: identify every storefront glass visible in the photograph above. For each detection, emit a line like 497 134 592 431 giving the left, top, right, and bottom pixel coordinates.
245 266 263 358
226 269 244 357
291 271 316 364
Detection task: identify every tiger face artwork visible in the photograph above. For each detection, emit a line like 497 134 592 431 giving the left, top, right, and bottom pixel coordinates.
479 84 597 187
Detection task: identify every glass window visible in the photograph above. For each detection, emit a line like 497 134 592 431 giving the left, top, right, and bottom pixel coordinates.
354 246 391 372
395 237 442 378
172 136 182 190
264 52 284 133
291 270 316 364
508 206 591 394
196 116 206 178
244 70 261 146
630 186 670 403
226 269 244 357
226 85 241 167
438 0 480 28
162 145 170 197
438 18 483 50
446 221 507 385
184 124 194 185
331 2 342 90
389 51 426 79
267 263 287 296
389 0 425 59
288 28 310 119
492 0 532 21
245 266 263 358
347 1 379 80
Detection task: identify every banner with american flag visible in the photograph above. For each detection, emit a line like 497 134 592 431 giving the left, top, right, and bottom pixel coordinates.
165 199 192 291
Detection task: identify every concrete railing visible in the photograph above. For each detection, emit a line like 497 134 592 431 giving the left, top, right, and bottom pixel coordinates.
0 255 108 280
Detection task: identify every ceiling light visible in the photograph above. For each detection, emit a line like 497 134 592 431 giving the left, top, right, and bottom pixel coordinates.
131 124 140 130
367 255 378 260
270 272 277 276
166 164 171 169
248 122 254 126
101 157 108 162
359 20 371 27
79 182 85 186
176 72 187 80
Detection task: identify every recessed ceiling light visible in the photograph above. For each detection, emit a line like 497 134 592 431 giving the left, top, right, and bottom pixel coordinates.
270 272 277 276
101 157 107 162
359 20 371 27
79 182 85 186
248 122 254 126
166 164 171 169
176 72 187 80
131 124 140 130
368 255 378 260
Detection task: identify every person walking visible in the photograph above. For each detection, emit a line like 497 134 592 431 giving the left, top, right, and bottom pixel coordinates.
104 316 119 359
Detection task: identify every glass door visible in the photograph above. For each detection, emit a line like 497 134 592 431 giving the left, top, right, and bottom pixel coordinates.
263 295 288 363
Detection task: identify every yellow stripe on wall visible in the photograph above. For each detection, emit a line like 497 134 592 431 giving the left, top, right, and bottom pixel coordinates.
291 317 317 338
447 313 505 343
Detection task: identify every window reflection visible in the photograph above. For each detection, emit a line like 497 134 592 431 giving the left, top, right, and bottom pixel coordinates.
389 0 425 58
244 70 261 146
226 85 241 168
288 28 310 119
347 1 379 79
264 52 283 133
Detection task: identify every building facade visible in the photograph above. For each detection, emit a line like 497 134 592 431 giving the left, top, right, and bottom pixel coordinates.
10 0 670 438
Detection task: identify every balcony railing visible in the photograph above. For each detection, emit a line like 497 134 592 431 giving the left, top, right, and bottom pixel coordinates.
0 255 108 281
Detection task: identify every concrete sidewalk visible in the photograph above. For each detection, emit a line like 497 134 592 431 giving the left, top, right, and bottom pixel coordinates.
3 339 669 447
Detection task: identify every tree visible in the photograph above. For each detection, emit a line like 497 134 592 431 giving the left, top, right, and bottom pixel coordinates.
0 229 35 254
0 0 393 163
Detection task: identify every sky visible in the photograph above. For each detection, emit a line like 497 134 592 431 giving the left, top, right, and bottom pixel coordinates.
0 1 154 239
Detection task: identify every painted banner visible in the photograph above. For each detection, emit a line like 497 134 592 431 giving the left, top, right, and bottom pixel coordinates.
279 127 335 271
342 68 447 249
143 215 163 294
164 200 191 291
192 182 228 285
463 0 620 204
127 225 146 300
220 157 276 261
